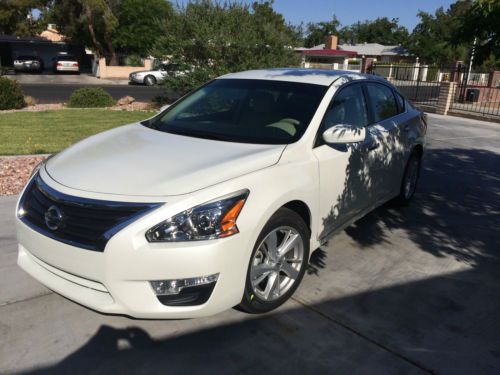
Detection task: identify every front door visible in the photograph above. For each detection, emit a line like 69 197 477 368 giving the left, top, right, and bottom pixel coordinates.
313 82 382 241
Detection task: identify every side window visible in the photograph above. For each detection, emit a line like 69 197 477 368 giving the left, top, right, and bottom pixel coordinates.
366 83 398 122
321 84 369 130
395 91 405 113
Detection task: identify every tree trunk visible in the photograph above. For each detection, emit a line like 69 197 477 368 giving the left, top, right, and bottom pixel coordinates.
84 5 104 58
107 40 119 66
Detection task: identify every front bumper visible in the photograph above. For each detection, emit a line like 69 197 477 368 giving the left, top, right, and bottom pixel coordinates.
129 75 144 84
16 198 253 319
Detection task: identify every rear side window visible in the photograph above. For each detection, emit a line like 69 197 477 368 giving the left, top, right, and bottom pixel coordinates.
321 84 369 130
366 83 398 122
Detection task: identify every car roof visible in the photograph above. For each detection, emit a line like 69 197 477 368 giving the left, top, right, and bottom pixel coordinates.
218 68 386 86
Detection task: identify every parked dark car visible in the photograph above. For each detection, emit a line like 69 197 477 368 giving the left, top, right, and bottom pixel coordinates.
13 56 44 73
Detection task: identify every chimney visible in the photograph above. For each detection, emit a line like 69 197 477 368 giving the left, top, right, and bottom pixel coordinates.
325 35 338 50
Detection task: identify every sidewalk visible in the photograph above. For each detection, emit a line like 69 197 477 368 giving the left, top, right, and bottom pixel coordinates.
6 73 129 86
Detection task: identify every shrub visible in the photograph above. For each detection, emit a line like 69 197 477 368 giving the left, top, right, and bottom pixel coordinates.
0 77 26 110
67 88 115 108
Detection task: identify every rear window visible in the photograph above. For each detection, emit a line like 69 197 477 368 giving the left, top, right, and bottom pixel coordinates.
56 55 77 61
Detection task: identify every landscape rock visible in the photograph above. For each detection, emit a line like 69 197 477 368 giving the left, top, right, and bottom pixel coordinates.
116 96 135 106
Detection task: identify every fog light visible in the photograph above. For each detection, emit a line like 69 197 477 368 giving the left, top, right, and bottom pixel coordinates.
150 274 219 296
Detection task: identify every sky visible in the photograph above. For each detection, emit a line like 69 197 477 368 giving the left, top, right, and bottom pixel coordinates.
272 0 456 31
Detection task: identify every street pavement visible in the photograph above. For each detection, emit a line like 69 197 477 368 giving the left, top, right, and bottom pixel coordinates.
6 72 164 104
0 114 499 374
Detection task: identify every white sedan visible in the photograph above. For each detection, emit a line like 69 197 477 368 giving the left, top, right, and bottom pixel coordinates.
16 68 426 318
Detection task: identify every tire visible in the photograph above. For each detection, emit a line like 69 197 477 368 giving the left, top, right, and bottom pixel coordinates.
394 150 421 206
144 75 157 86
239 208 310 314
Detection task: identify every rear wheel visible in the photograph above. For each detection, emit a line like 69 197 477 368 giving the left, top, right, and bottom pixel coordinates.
144 75 156 86
239 208 309 314
394 150 421 205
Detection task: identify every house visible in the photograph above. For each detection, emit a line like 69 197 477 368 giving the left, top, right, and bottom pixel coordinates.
295 36 358 70
296 35 414 70
39 24 65 43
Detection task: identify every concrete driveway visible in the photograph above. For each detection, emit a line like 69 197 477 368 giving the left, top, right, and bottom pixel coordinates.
1 114 499 374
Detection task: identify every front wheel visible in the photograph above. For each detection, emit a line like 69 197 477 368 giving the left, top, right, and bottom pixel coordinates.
239 208 309 314
144 75 156 86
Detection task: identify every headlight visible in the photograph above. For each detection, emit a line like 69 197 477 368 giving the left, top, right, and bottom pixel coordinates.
146 189 249 242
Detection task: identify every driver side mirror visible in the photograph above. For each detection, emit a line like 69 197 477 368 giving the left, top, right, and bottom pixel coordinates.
322 124 365 144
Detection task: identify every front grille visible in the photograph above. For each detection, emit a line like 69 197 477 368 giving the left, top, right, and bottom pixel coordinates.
19 174 161 251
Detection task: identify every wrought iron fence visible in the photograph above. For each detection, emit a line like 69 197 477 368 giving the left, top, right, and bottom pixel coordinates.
371 63 500 119
371 63 453 106
451 65 500 117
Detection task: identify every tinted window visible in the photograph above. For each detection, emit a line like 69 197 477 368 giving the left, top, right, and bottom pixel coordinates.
321 84 368 129
148 79 327 144
366 83 398 122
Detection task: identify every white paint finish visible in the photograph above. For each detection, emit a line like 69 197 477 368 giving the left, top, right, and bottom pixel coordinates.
16 70 426 318
322 125 366 144
45 124 285 196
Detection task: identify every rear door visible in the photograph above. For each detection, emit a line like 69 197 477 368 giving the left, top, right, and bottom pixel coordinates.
364 82 406 198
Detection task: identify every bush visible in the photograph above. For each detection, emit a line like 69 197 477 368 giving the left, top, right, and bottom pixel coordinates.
67 88 115 108
0 77 26 110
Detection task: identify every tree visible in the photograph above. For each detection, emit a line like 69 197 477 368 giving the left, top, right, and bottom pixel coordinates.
338 17 409 45
113 0 174 57
407 1 471 65
303 16 340 48
456 0 500 68
154 0 301 94
0 0 48 36
47 0 172 65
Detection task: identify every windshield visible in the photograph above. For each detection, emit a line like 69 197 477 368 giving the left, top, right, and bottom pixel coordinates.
147 79 327 144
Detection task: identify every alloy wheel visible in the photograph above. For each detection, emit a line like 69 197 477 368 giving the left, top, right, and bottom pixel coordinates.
250 226 304 301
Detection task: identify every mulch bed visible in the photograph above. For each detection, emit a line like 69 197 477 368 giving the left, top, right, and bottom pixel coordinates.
0 156 47 196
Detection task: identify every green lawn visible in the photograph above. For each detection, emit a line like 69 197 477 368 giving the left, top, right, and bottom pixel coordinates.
0 109 156 155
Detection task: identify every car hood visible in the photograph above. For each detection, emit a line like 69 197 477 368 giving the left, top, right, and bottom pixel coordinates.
45 124 285 197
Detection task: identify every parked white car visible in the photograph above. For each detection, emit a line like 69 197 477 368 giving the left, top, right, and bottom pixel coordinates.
52 55 79 73
16 69 426 319
129 63 181 86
